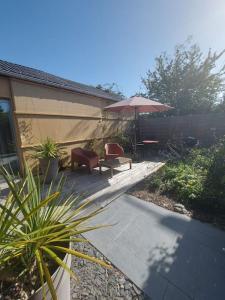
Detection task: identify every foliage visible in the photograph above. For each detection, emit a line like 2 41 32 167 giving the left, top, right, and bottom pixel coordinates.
142 38 225 116
163 163 205 203
33 137 63 159
148 137 225 211
113 131 133 153
96 83 124 98
0 165 110 299
213 94 225 113
203 137 225 208
88 138 105 158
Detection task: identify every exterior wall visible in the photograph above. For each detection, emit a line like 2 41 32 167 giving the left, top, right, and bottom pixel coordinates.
10 79 130 169
0 76 11 98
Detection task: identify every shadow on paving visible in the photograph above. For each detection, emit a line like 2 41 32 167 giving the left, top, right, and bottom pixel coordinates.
61 167 111 201
140 213 225 299
84 194 225 300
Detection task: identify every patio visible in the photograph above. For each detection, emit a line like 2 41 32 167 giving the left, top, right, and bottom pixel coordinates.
62 158 164 209
0 157 163 205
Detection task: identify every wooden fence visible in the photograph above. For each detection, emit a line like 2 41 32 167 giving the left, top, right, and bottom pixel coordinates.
139 113 225 145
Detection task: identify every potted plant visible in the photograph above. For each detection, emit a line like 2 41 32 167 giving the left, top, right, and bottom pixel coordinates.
33 137 62 183
0 165 110 299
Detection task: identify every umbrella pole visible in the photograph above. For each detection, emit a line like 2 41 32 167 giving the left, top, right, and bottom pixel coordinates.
134 107 137 156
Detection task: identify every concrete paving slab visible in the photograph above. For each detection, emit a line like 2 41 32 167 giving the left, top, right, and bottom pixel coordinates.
84 194 225 300
164 284 191 300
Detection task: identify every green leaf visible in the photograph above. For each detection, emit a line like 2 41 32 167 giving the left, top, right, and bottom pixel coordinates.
50 245 112 269
41 246 78 281
35 250 46 300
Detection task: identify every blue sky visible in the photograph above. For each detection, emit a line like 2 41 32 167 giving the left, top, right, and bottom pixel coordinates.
0 0 225 96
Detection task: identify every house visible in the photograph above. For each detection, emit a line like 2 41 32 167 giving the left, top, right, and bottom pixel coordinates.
0 60 128 173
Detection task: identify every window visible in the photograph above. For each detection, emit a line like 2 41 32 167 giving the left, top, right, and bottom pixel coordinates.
0 99 19 173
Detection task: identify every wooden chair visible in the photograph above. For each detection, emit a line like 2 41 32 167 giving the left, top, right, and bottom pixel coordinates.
71 148 99 173
104 143 124 160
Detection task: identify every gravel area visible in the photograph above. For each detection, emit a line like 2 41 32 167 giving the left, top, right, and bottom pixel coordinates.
71 241 149 300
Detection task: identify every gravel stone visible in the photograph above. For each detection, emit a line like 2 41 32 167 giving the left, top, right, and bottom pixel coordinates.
125 282 131 290
71 240 149 299
174 203 188 214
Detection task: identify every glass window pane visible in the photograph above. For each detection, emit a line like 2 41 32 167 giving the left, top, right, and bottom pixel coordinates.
0 99 19 173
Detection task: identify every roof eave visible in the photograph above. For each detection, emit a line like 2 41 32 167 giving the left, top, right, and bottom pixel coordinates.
0 71 120 102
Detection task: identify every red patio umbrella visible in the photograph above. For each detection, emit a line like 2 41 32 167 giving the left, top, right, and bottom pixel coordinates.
104 96 173 154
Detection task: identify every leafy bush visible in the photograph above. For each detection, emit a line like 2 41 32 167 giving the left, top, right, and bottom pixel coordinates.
203 137 225 209
187 148 212 169
148 137 225 211
165 164 205 202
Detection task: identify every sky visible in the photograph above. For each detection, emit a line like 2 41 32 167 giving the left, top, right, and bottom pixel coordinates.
0 0 225 97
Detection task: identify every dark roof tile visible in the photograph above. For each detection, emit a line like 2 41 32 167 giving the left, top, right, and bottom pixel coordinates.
0 60 121 102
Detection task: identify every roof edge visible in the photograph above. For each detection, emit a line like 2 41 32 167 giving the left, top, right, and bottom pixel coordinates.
0 59 122 102
2 72 118 102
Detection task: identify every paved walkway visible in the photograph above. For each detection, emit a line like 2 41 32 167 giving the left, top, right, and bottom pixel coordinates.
84 194 225 300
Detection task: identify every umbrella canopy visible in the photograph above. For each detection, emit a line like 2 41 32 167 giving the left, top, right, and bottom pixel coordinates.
104 96 173 157
104 96 172 113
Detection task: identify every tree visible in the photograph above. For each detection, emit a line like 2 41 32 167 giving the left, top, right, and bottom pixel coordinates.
214 94 225 113
142 39 225 115
96 83 124 98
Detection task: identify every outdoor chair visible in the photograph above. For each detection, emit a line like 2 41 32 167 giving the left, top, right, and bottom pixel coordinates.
71 147 99 173
104 143 124 160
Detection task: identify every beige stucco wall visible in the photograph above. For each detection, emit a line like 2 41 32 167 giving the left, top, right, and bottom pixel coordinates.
12 79 110 117
10 79 130 168
0 76 11 98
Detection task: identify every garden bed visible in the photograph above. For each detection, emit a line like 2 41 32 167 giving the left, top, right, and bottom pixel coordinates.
129 138 225 230
71 241 149 300
128 178 225 230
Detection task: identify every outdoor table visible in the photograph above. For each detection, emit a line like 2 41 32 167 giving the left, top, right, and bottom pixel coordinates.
142 140 159 144
99 156 132 178
142 140 159 158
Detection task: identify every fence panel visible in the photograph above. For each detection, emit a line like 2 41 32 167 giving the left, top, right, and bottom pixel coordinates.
139 113 225 145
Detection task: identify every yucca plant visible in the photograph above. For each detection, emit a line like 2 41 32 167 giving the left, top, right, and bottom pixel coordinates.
0 165 110 299
33 137 66 183
33 137 60 159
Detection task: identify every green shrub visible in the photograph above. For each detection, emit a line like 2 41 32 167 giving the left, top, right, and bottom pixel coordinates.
165 164 205 203
147 137 225 211
147 168 166 191
187 148 212 169
203 137 225 209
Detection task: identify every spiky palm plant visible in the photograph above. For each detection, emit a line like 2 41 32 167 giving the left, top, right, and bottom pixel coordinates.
33 137 60 159
0 165 110 299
